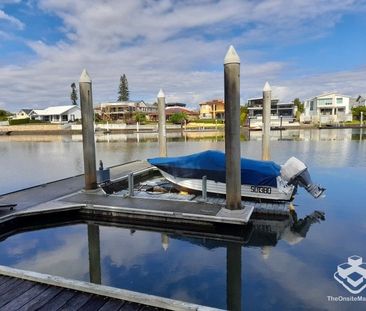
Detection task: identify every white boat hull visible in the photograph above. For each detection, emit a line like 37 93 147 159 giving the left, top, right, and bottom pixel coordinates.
159 170 295 201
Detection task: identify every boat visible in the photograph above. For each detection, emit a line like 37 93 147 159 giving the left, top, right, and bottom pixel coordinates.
147 150 325 201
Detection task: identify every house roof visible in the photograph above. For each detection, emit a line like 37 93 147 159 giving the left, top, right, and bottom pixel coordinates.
19 109 33 114
199 99 224 106
165 106 199 115
149 106 198 116
247 97 280 101
100 101 145 108
33 105 79 116
166 102 186 107
312 92 352 99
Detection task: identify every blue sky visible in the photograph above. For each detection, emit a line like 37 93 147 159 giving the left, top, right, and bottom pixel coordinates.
0 0 366 111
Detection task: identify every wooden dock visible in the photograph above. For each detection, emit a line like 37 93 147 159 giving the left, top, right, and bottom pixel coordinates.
0 275 150 310
0 265 218 311
0 160 290 310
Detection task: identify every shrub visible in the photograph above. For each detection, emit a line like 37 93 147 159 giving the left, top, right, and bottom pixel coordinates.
191 119 224 124
9 118 30 125
352 106 366 120
169 112 187 124
134 112 147 124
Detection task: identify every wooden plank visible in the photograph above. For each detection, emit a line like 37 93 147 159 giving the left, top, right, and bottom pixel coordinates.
37 289 77 311
0 266 215 311
98 299 125 311
0 283 48 311
17 285 63 311
0 278 24 295
120 301 143 311
139 306 163 311
57 292 92 310
0 275 11 287
78 294 109 310
0 279 34 308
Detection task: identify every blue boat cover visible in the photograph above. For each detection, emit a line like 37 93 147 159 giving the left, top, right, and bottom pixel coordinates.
148 150 281 187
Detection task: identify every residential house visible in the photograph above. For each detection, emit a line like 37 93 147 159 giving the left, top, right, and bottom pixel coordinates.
353 95 366 107
199 99 225 119
15 109 33 119
166 102 186 107
247 98 294 118
98 101 156 121
148 106 199 121
303 93 352 123
166 106 199 120
30 105 81 123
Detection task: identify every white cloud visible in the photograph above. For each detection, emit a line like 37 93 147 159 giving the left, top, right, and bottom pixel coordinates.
14 231 90 280
0 0 366 111
0 9 24 29
272 67 366 101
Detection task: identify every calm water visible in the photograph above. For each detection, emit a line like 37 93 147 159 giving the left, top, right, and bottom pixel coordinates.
0 128 365 310
1 128 366 194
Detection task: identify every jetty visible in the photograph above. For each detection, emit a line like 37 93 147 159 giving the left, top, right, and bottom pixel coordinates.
0 50 293 310
0 159 290 310
0 265 218 310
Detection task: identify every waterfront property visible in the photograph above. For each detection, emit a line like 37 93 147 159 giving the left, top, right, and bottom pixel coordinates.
303 93 353 124
30 105 81 123
1 129 366 310
165 102 187 107
148 106 199 122
353 95 366 107
247 97 294 118
14 109 33 120
97 101 156 121
199 99 225 119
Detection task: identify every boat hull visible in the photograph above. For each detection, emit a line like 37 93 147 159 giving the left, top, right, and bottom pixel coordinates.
159 170 295 201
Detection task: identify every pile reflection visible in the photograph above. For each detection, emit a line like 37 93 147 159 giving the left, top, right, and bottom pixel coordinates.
0 209 325 310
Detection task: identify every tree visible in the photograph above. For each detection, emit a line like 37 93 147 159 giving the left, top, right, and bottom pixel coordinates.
118 74 129 101
352 106 366 120
70 82 78 105
293 98 304 113
169 112 187 124
240 106 249 126
0 109 12 121
134 112 146 123
293 98 304 120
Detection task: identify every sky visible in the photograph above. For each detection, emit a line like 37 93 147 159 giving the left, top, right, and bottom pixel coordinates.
0 0 366 112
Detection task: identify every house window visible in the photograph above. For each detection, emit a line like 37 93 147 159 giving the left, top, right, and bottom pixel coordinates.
62 115 68 121
318 98 332 105
336 97 343 104
310 101 314 111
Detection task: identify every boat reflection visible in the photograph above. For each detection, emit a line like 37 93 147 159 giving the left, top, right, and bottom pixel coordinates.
166 210 325 310
0 209 325 311
166 210 325 254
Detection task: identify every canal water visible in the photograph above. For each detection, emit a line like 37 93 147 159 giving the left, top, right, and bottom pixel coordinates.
0 128 365 310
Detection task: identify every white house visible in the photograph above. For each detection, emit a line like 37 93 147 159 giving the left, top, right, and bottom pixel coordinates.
30 105 81 123
303 93 353 124
14 109 33 119
353 95 366 107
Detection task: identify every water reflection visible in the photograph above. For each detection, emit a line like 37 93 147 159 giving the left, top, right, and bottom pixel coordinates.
88 224 101 284
2 128 366 145
2 128 366 195
0 209 326 310
169 210 325 257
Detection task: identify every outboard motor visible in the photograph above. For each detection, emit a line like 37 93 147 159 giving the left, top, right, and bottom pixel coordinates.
281 157 325 198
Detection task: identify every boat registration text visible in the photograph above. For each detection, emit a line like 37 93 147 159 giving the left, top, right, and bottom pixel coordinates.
250 186 272 194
